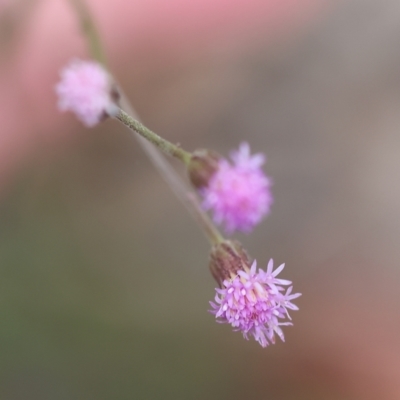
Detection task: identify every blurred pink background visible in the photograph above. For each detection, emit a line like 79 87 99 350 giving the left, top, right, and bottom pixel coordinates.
0 0 323 189
2 1 400 399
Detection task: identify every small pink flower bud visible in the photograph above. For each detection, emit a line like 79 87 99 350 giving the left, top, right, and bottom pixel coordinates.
55 59 118 127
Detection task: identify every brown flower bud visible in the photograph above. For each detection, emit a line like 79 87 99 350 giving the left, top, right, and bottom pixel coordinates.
209 240 252 286
187 149 221 189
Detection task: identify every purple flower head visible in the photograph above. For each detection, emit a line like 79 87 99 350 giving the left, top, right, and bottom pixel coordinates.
55 59 117 127
201 143 272 233
210 259 301 348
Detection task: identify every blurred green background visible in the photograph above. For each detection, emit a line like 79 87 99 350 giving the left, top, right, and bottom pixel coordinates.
1 0 400 399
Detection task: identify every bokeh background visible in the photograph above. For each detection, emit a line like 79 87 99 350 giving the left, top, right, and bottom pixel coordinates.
1 0 400 399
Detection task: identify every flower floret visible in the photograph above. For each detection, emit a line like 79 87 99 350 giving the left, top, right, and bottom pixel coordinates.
202 143 273 233
210 259 300 347
55 59 115 127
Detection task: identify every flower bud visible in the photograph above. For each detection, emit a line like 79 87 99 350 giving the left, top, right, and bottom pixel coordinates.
209 240 251 286
187 149 221 189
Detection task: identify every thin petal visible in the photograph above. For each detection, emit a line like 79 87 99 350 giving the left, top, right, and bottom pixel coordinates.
272 263 285 277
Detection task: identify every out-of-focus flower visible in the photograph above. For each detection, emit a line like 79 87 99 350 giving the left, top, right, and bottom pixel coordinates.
201 143 272 233
55 59 117 127
210 259 300 348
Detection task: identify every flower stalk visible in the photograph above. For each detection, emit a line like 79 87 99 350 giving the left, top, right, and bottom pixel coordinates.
68 0 107 65
65 0 222 247
115 108 192 164
60 0 301 349
186 193 224 245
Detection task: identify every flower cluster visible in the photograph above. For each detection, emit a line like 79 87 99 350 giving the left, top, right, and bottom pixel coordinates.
201 143 272 234
210 259 300 347
55 59 116 127
55 56 299 350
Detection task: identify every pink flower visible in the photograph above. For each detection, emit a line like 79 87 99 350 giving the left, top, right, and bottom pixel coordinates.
55 59 116 127
210 259 300 348
201 143 272 233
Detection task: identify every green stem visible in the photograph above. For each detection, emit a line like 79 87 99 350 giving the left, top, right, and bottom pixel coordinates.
115 108 192 165
186 193 224 245
67 0 226 246
118 93 225 246
68 0 106 65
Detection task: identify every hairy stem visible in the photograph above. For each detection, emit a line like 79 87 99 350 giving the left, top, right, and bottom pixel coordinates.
118 94 224 245
115 108 192 165
186 193 224 245
66 0 225 246
68 0 106 65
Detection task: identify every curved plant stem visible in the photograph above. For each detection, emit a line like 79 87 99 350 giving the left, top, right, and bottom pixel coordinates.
118 93 224 246
68 0 106 65
115 108 191 164
66 0 225 246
